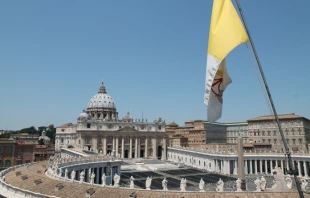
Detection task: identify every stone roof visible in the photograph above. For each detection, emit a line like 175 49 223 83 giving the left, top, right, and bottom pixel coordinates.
166 122 179 127
57 123 76 128
247 113 309 122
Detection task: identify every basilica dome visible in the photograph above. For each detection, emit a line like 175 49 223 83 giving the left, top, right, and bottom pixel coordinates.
87 82 116 110
78 111 89 119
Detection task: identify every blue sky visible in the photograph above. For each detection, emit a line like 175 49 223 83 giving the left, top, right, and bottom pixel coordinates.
0 1 309 130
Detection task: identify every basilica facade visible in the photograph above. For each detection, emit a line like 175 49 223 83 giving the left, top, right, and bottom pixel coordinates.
55 83 168 160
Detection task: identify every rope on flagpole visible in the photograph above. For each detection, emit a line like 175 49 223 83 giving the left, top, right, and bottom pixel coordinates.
235 0 304 197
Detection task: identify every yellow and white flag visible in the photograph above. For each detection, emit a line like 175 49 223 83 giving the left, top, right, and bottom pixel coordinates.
204 0 248 122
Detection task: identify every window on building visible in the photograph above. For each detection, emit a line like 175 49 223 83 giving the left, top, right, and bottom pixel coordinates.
0 161 2 166
5 160 11 167
286 139 290 144
262 131 265 136
87 124 91 128
17 160 22 165
61 138 64 144
268 139 271 143
158 126 162 130
273 131 277 136
274 139 277 144
292 139 296 145
262 139 265 143
267 131 271 136
0 147 2 153
6 147 11 153
298 139 302 144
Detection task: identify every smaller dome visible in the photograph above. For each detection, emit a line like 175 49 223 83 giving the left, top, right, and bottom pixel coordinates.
122 112 133 122
78 111 89 120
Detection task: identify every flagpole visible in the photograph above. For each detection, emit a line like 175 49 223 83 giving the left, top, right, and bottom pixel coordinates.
234 0 304 197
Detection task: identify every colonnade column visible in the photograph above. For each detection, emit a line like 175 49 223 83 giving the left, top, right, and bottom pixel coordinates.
269 160 273 171
129 137 133 159
103 137 107 155
96 167 99 184
145 138 148 159
112 137 116 156
265 160 268 173
275 160 278 168
121 137 125 159
250 160 253 174
162 138 166 160
287 161 289 172
254 160 258 174
93 136 98 152
303 161 308 178
135 137 138 158
298 161 302 177
259 160 263 174
152 138 157 159
281 160 284 171
115 137 119 157
233 160 238 175
244 160 248 174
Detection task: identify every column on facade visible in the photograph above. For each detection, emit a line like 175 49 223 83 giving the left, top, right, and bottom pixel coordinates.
244 160 248 174
96 167 99 184
137 137 140 158
287 161 289 172
303 161 308 178
145 138 148 159
135 137 138 158
93 136 98 152
298 161 302 177
115 137 119 157
275 160 278 168
81 137 85 150
121 137 125 159
152 138 157 159
270 160 273 172
264 160 268 173
129 137 133 159
112 137 116 153
103 137 107 155
233 160 238 175
259 160 263 174
226 160 230 175
162 138 166 160
254 160 258 174
88 168 92 182
221 160 224 174
281 160 284 171
250 160 253 174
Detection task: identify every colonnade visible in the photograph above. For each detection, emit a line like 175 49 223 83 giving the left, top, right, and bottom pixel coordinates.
168 147 310 177
82 136 167 160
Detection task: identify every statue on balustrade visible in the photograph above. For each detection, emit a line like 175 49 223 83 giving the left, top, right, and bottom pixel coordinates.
162 178 168 191
113 173 120 187
180 178 187 192
301 179 308 192
146 177 152 190
216 178 224 192
260 176 266 191
90 172 95 185
285 176 292 189
102 173 106 187
79 171 85 184
129 176 135 189
254 177 261 192
236 178 242 192
199 178 205 192
71 170 76 182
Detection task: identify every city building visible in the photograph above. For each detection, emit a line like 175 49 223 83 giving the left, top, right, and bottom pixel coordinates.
0 138 15 170
55 82 168 160
14 139 36 165
247 113 310 152
34 145 55 161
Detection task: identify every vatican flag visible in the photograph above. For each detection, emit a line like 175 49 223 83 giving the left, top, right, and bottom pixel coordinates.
204 0 248 122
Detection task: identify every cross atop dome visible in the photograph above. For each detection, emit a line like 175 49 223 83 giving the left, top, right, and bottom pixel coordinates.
98 81 107 93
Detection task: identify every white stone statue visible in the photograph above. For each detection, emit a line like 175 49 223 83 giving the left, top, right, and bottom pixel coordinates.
301 179 308 192
254 177 261 192
162 178 168 191
64 168 68 179
71 170 76 182
236 178 242 192
146 177 152 190
199 178 205 192
180 178 187 192
90 172 95 185
101 173 106 187
79 171 85 183
216 178 224 192
113 173 120 187
285 176 292 189
129 176 135 189
260 176 266 191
